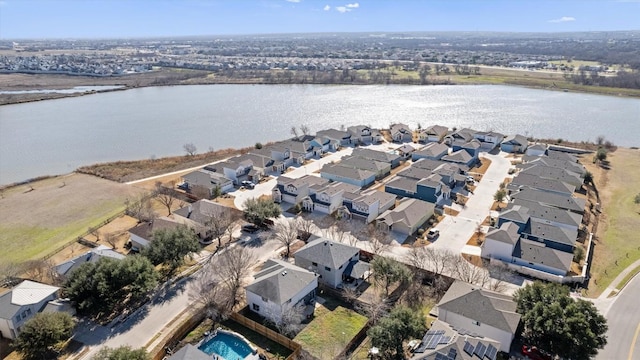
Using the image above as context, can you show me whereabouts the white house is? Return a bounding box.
[245,259,318,322]
[55,245,125,277]
[525,143,548,157]
[436,281,521,353]
[0,281,60,339]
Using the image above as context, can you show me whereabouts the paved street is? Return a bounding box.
[597,273,640,360]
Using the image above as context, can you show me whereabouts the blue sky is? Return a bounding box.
[1,0,639,39]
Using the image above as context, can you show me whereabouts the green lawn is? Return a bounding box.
[294,305,368,360]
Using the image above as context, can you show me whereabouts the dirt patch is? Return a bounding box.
[472,158,492,175]
[0,173,144,264]
[466,232,484,246]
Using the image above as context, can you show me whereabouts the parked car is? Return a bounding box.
[427,229,440,240]
[521,345,552,360]
[241,180,255,189]
[241,224,260,233]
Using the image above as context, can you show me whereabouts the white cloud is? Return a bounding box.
[336,6,350,12]
[346,2,359,7]
[323,4,331,10]
[285,0,301,2]
[548,16,576,23]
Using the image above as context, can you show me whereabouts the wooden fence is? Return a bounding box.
[230,312,302,360]
[150,310,207,360]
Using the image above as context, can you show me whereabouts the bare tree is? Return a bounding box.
[190,269,233,322]
[0,262,25,285]
[290,126,299,139]
[155,182,176,215]
[450,255,484,285]
[300,124,310,136]
[424,247,455,275]
[205,209,238,248]
[355,223,392,255]
[104,232,118,249]
[271,218,299,258]
[183,143,197,156]
[358,294,390,325]
[22,259,53,283]
[124,194,155,222]
[296,217,315,242]
[342,286,360,307]
[214,247,256,308]
[89,227,100,242]
[265,303,306,337]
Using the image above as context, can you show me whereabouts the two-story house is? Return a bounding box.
[390,123,413,143]
[294,238,368,288]
[301,181,360,214]
[411,142,450,162]
[376,198,435,235]
[320,163,376,188]
[347,125,382,144]
[417,124,449,143]
[0,281,60,339]
[272,175,330,205]
[181,169,234,198]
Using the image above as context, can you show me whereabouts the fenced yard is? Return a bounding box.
[294,296,368,360]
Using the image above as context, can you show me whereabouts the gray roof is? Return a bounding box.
[182,169,232,189]
[376,198,435,229]
[421,124,449,137]
[527,143,548,152]
[411,320,502,360]
[340,156,390,173]
[353,189,396,207]
[278,174,330,190]
[344,260,371,279]
[502,134,528,146]
[128,217,183,241]
[321,163,376,182]
[386,176,418,193]
[437,281,521,334]
[316,128,351,140]
[499,205,530,224]
[546,150,578,162]
[173,199,233,227]
[168,344,211,360]
[442,150,473,164]
[414,142,449,159]
[513,240,572,273]
[511,188,586,213]
[412,158,449,171]
[510,199,582,228]
[246,259,317,305]
[519,164,582,186]
[314,181,360,197]
[0,281,59,320]
[485,222,521,245]
[508,173,575,195]
[295,238,360,269]
[520,156,585,176]
[527,219,577,247]
[397,167,434,181]
[55,245,125,276]
[352,148,401,164]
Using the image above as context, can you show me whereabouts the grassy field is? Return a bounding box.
[294,304,368,360]
[0,173,144,264]
[582,148,640,297]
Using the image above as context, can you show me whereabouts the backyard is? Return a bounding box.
[294,297,368,360]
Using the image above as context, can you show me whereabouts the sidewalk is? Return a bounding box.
[598,258,640,300]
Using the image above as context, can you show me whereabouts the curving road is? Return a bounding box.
[597,273,640,360]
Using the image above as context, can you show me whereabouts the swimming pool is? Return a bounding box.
[198,330,254,360]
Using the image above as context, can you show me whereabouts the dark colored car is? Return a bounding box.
[241,224,260,233]
[522,345,552,360]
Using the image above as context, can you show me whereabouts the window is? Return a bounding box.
[252,304,260,311]
[325,266,331,271]
[261,296,268,302]
[339,265,343,269]
[312,262,317,266]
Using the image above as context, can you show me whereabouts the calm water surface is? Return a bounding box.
[0,84,638,184]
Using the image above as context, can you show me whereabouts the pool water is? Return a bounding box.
[198,331,253,359]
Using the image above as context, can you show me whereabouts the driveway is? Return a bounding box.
[430,152,512,255]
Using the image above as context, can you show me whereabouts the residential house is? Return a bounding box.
[396,166,434,181]
[510,188,586,214]
[411,320,502,360]
[500,134,529,153]
[453,139,481,160]
[0,281,60,339]
[301,181,360,214]
[320,163,376,188]
[473,131,505,150]
[236,153,275,180]
[434,281,521,353]
[546,150,578,162]
[525,143,548,156]
[172,199,241,240]
[339,155,391,179]
[510,199,582,232]
[412,142,449,161]
[316,128,353,148]
[481,222,522,263]
[272,175,330,205]
[390,123,413,142]
[55,245,125,278]
[343,190,396,223]
[128,217,184,251]
[351,148,403,168]
[417,124,449,143]
[385,175,450,204]
[376,198,435,235]
[347,125,382,144]
[166,344,211,360]
[246,259,318,322]
[205,156,253,185]
[442,149,476,167]
[519,156,585,176]
[294,238,368,288]
[518,164,584,189]
[181,169,234,197]
[507,173,576,196]
[444,128,476,147]
[396,144,416,159]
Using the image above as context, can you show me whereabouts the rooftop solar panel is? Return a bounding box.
[463,341,474,356]
[474,343,487,358]
[448,348,457,360]
[484,344,498,360]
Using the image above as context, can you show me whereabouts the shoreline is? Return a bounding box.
[2,71,640,106]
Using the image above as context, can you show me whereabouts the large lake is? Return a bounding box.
[1,84,639,185]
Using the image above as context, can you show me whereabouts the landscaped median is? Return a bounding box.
[294,302,368,360]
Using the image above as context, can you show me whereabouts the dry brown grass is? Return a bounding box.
[472,158,492,175]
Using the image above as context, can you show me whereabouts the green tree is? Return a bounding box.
[494,188,507,203]
[514,282,607,359]
[92,346,149,360]
[371,256,412,296]
[634,193,640,204]
[64,256,158,317]
[142,225,200,277]
[583,170,594,185]
[596,147,607,162]
[368,305,426,359]
[243,197,281,226]
[573,246,585,263]
[15,312,75,360]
